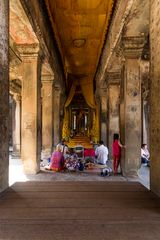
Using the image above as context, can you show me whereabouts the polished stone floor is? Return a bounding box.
[0,181,159,240]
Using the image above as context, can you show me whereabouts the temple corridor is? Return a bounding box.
[1,0,160,238]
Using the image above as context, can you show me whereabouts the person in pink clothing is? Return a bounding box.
[112,133,125,175]
[47,144,64,171]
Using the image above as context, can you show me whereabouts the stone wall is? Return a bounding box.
[0,0,9,192]
[150,0,160,196]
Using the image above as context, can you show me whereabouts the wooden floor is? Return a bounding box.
[0,181,160,240]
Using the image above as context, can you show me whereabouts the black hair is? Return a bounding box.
[113,133,119,142]
[141,143,147,148]
[99,140,104,145]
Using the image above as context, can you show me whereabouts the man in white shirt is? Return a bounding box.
[95,140,108,165]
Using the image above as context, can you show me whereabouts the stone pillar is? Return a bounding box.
[120,36,145,177]
[18,44,43,174]
[12,93,21,157]
[141,60,150,146]
[11,97,16,148]
[107,74,120,156]
[150,0,160,196]
[41,75,54,159]
[0,0,9,192]
[98,88,108,145]
[53,85,61,147]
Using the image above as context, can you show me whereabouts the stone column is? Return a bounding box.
[12,93,21,157]
[0,0,9,192]
[41,75,54,159]
[18,44,43,174]
[120,36,145,177]
[150,0,160,196]
[141,60,150,146]
[53,85,61,147]
[107,73,120,156]
[98,88,108,145]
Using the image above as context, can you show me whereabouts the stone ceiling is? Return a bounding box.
[44,0,114,90]
[9,0,54,80]
[10,0,38,44]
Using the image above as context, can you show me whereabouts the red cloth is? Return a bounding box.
[112,140,121,156]
[84,149,95,157]
[50,151,64,171]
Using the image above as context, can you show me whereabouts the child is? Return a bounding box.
[112,133,125,175]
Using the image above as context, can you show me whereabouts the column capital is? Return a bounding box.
[106,71,121,86]
[41,74,54,83]
[10,79,22,95]
[13,92,21,102]
[122,35,146,58]
[53,83,61,92]
[16,43,44,60]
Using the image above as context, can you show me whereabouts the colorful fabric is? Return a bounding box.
[112,140,121,156]
[84,149,95,157]
[64,154,79,171]
[50,151,64,171]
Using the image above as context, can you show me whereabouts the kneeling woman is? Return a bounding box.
[49,144,64,171]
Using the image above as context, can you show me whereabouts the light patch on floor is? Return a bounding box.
[9,156,29,186]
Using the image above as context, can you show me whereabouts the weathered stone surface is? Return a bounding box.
[141,60,150,146]
[0,0,9,192]
[120,58,141,176]
[150,0,160,196]
[19,44,42,174]
[41,75,54,159]
[12,94,21,157]
[95,0,134,85]
[99,88,108,145]
[108,83,120,156]
[53,86,62,146]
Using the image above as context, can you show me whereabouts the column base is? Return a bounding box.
[11,151,20,159]
[122,170,139,178]
[41,148,52,161]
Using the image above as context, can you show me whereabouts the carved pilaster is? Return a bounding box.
[41,74,54,160]
[106,72,120,157]
[53,85,61,146]
[12,93,21,157]
[122,36,146,59]
[106,71,121,86]
[98,87,108,145]
[120,36,146,176]
[19,44,43,174]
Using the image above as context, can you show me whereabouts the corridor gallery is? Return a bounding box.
[0,0,160,196]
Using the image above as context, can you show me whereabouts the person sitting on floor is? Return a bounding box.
[95,140,108,165]
[58,139,70,160]
[141,144,150,166]
[46,144,64,171]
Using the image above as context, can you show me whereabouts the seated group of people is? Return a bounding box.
[45,138,150,174]
[45,139,110,173]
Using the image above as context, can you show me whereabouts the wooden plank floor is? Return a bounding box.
[0,181,160,240]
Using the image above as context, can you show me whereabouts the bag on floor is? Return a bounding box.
[101,167,112,177]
